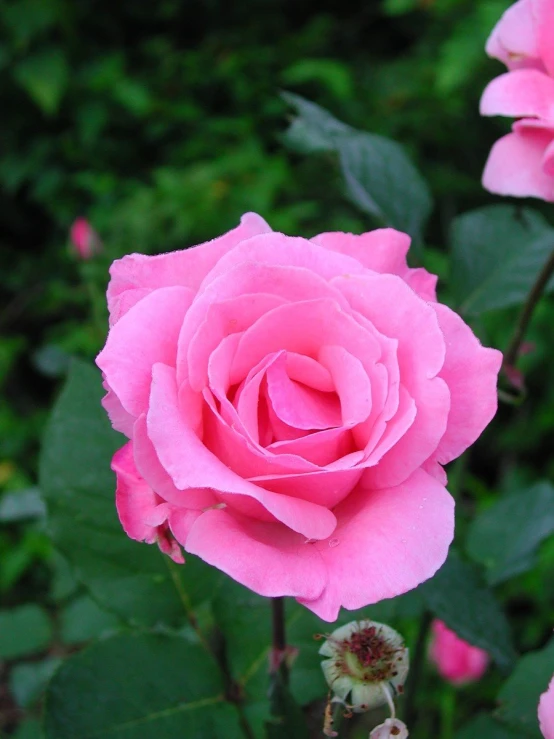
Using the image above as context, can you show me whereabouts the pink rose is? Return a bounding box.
[70,217,102,260]
[96,214,501,621]
[481,0,554,200]
[428,619,489,685]
[540,676,554,738]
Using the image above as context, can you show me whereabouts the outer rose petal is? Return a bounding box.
[480,69,554,119]
[97,286,193,420]
[106,212,271,322]
[432,304,502,465]
[534,0,554,76]
[102,381,135,437]
[112,442,184,563]
[298,468,454,621]
[429,620,489,685]
[482,128,554,200]
[184,509,327,600]
[486,0,540,70]
[539,676,554,739]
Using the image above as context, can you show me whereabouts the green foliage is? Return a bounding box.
[420,551,516,669]
[449,205,554,315]
[0,604,52,659]
[283,93,433,246]
[44,633,245,739]
[496,639,554,738]
[39,359,221,627]
[467,482,554,585]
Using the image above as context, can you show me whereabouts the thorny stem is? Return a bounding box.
[402,610,432,729]
[503,247,554,370]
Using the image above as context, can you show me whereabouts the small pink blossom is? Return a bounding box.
[70,217,102,260]
[429,620,489,685]
[539,676,554,738]
[96,214,501,621]
[481,0,554,200]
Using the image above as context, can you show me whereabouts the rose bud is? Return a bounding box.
[428,619,489,685]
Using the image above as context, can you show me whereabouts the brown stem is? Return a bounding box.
[503,248,554,370]
[270,596,289,683]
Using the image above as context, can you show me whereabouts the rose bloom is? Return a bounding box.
[540,676,554,739]
[481,0,554,200]
[96,214,501,621]
[428,620,489,685]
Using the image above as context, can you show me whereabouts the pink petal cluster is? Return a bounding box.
[540,676,554,738]
[70,217,101,260]
[428,620,489,685]
[96,214,501,621]
[481,0,554,200]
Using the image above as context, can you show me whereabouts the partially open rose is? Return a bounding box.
[481,0,554,200]
[96,214,501,621]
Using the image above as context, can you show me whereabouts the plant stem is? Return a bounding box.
[440,686,456,739]
[402,610,432,730]
[503,248,554,369]
[271,596,288,683]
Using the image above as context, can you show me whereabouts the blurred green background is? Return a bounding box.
[2,0,554,736]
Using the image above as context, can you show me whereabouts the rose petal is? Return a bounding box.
[184,509,327,600]
[311,228,410,274]
[534,0,554,76]
[147,362,337,540]
[486,0,540,70]
[102,381,135,437]
[112,441,184,563]
[266,356,342,430]
[298,468,454,621]
[483,128,554,200]
[96,286,193,419]
[133,415,217,509]
[480,69,554,119]
[432,304,502,464]
[318,345,372,427]
[107,212,271,321]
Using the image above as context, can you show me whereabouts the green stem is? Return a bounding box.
[270,596,288,683]
[402,610,432,729]
[440,686,456,739]
[503,247,554,370]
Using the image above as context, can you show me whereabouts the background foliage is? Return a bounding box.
[1,0,554,737]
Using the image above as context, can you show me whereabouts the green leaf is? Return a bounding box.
[420,550,516,669]
[449,205,554,316]
[338,132,432,245]
[467,482,554,585]
[0,604,52,659]
[456,713,520,739]
[0,487,45,522]
[281,92,352,154]
[12,719,43,739]
[10,657,62,708]
[13,48,68,115]
[282,93,432,244]
[60,595,120,645]
[44,633,245,739]
[266,671,310,739]
[496,638,554,738]
[40,359,221,628]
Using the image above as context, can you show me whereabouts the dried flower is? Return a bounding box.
[319,620,409,712]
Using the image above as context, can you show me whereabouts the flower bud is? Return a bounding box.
[370,718,409,738]
[319,620,409,713]
[428,620,488,686]
[69,217,102,260]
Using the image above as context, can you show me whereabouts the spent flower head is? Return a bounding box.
[319,620,409,713]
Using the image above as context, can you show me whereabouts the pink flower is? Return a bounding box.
[96,214,501,621]
[70,217,101,260]
[481,0,554,200]
[429,620,489,685]
[539,676,554,738]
